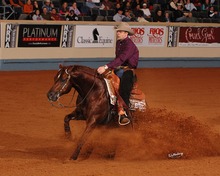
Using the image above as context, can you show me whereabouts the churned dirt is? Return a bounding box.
[0,68,220,176]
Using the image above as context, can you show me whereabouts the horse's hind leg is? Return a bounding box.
[70,119,96,160]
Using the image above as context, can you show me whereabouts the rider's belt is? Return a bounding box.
[117,66,128,69]
[116,66,134,72]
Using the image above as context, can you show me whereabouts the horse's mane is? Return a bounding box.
[74,65,95,73]
[73,65,101,78]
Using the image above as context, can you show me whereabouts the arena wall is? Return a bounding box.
[0,20,220,70]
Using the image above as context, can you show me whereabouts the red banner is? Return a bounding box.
[179,27,220,47]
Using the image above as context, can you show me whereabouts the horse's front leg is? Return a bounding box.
[70,118,96,160]
[64,113,75,137]
[64,108,84,137]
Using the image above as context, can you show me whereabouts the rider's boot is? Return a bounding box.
[118,108,130,126]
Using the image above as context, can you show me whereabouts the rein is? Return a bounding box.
[50,89,77,108]
[50,67,98,109]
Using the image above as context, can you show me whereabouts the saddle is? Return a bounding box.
[104,70,147,112]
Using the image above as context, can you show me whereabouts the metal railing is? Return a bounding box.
[0,6,15,20]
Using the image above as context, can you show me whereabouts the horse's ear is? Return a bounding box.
[59,64,63,69]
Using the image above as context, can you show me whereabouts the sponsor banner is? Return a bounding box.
[167,26,178,47]
[75,25,114,47]
[5,24,18,48]
[18,24,62,47]
[146,26,166,47]
[130,26,145,46]
[130,26,166,47]
[179,27,220,47]
[61,25,74,48]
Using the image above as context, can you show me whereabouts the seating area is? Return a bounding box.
[1,0,220,23]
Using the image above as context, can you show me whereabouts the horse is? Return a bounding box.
[47,64,132,160]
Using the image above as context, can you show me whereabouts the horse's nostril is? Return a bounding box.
[47,91,59,102]
[47,92,54,100]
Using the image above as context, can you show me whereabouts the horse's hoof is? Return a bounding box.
[70,156,78,160]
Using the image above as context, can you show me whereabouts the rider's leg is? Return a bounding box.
[119,70,134,107]
[118,70,134,125]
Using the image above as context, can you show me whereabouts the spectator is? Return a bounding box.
[164,11,172,22]
[33,0,40,13]
[100,0,114,10]
[59,2,69,16]
[23,0,33,14]
[86,0,100,9]
[186,11,199,22]
[66,9,79,21]
[192,0,202,11]
[42,0,54,13]
[122,9,136,22]
[2,0,7,5]
[142,0,150,8]
[41,6,52,20]
[133,4,141,17]
[113,8,125,22]
[115,3,122,13]
[202,0,211,11]
[185,0,197,11]
[173,3,188,22]
[122,0,133,10]
[153,9,166,22]
[69,2,81,16]
[169,0,179,11]
[32,9,43,20]
[9,0,24,19]
[18,0,33,20]
[132,0,141,9]
[210,0,216,5]
[9,0,23,7]
[141,3,151,19]
[51,8,64,20]
[123,1,132,11]
[208,6,219,18]
[156,0,167,11]
[179,0,186,7]
[136,9,149,22]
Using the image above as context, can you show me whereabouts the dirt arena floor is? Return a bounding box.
[1,67,220,176]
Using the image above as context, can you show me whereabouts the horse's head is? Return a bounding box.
[47,65,73,102]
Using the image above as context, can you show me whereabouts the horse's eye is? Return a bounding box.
[61,73,69,81]
[60,77,67,82]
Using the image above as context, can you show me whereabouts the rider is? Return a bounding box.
[97,22,139,125]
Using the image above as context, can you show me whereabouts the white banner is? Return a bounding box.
[130,26,145,46]
[75,25,115,48]
[5,24,18,48]
[61,25,74,48]
[130,26,166,47]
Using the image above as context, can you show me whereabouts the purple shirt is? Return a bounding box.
[107,37,139,69]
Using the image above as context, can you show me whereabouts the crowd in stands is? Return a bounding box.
[0,0,220,23]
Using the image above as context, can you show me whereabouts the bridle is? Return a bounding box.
[57,69,71,99]
[50,67,98,109]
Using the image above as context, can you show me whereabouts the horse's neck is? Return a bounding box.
[71,71,97,97]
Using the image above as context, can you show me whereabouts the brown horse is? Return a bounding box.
[47,64,130,160]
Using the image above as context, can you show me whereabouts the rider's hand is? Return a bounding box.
[97,65,108,74]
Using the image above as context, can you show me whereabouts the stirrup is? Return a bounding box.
[118,112,130,126]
